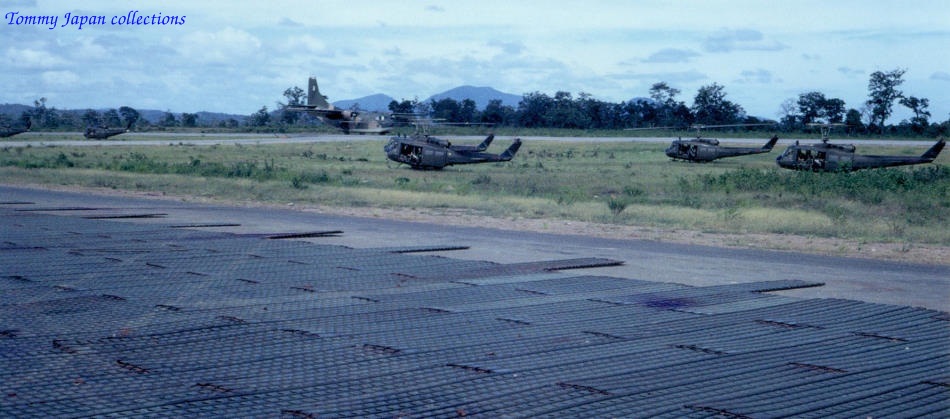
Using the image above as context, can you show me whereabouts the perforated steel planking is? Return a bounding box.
[1,207,946,418]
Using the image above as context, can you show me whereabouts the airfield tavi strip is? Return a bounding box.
[1,208,946,417]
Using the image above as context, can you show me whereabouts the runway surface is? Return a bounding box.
[1,185,948,417]
[2,186,947,311]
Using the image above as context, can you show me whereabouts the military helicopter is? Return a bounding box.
[0,118,31,138]
[84,120,132,139]
[663,124,778,162]
[384,130,522,170]
[287,77,393,135]
[775,123,946,172]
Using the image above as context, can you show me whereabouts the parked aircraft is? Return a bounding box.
[84,121,132,139]
[384,133,521,169]
[661,124,777,162]
[0,119,31,138]
[776,124,945,171]
[287,77,392,135]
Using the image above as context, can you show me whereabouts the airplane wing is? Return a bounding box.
[286,105,355,121]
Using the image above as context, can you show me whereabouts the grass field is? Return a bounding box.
[2,136,948,250]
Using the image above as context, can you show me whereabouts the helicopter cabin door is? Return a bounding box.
[399,143,423,165]
[424,147,448,168]
[824,151,852,171]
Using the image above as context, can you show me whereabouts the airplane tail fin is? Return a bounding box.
[500,138,522,161]
[476,133,494,151]
[763,135,779,151]
[921,138,945,161]
[307,77,331,109]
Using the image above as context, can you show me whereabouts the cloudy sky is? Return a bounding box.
[3,0,948,123]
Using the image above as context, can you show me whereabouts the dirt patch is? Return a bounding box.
[15,183,949,266]
[302,205,948,266]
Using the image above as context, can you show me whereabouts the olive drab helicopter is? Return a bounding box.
[287,77,393,135]
[384,124,522,169]
[775,123,946,172]
[84,120,133,139]
[0,118,31,138]
[662,124,778,162]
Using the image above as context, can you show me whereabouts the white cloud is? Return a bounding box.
[703,29,786,53]
[837,67,864,78]
[1,1,947,118]
[487,40,525,55]
[178,27,261,64]
[4,47,68,69]
[735,69,776,84]
[931,71,950,82]
[72,37,109,60]
[642,48,700,64]
[611,71,708,84]
[281,35,330,55]
[40,70,80,87]
[278,17,302,27]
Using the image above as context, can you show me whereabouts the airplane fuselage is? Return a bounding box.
[84,127,128,139]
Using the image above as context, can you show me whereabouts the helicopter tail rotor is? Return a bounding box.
[921,137,946,161]
[475,133,494,152]
[500,138,522,161]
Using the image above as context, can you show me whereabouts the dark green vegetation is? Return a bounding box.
[379,69,942,137]
[4,68,945,139]
[2,139,947,247]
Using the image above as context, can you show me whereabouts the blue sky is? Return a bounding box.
[3,0,948,123]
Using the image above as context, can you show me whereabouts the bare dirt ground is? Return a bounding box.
[305,205,949,266]
[18,182,947,266]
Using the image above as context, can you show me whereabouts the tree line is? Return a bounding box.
[276,67,943,137]
[1,97,238,131]
[397,69,941,136]
[6,67,942,137]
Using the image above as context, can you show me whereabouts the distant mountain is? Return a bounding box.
[331,86,523,113]
[427,86,521,109]
[195,111,247,124]
[135,110,246,124]
[0,103,35,118]
[0,104,246,125]
[332,94,395,113]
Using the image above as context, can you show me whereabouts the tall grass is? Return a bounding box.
[1,139,947,245]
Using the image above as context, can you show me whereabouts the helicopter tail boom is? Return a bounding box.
[921,138,946,161]
[762,135,779,151]
[447,134,495,153]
